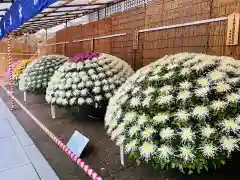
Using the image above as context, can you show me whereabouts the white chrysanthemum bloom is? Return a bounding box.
[200,144,217,158]
[46,53,134,107]
[81,89,88,96]
[157,145,174,161]
[130,97,141,107]
[183,57,200,67]
[228,77,240,85]
[153,113,169,124]
[93,86,101,94]
[149,75,160,81]
[138,114,149,126]
[142,127,156,139]
[215,82,231,93]
[210,70,225,81]
[197,78,209,87]
[119,95,129,104]
[159,85,173,95]
[180,68,191,76]
[70,98,77,105]
[108,119,118,130]
[179,146,195,162]
[143,87,155,95]
[123,112,137,123]
[159,127,175,140]
[129,125,140,137]
[194,87,210,98]
[220,119,240,133]
[180,128,195,143]
[192,106,209,119]
[125,140,138,153]
[86,98,93,104]
[111,123,126,140]
[211,100,228,111]
[179,81,192,90]
[95,95,103,102]
[175,110,190,121]
[132,87,141,94]
[162,71,174,79]
[139,142,157,161]
[78,98,85,105]
[137,75,146,82]
[220,137,239,153]
[220,65,235,72]
[116,135,125,146]
[236,115,240,124]
[157,95,174,105]
[167,64,178,70]
[201,125,215,138]
[142,96,152,107]
[62,98,68,106]
[177,91,191,102]
[226,93,240,103]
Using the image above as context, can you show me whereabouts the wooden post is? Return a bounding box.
[90,37,94,52]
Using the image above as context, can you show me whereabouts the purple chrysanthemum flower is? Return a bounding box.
[69,52,101,62]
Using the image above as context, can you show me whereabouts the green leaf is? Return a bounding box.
[220,160,225,165]
[188,164,193,169]
[204,165,208,172]
[212,161,217,169]
[161,162,165,170]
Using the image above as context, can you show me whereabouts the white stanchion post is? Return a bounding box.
[24,91,27,102]
[120,144,125,166]
[51,104,56,119]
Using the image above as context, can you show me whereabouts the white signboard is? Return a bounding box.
[67,131,89,157]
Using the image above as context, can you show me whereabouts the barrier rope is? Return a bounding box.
[0,85,103,180]
[7,35,15,110]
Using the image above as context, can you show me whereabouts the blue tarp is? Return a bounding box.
[0,0,59,40]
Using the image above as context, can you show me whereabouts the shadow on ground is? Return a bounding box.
[0,87,240,180]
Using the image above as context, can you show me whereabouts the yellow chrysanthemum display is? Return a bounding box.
[13,59,33,83]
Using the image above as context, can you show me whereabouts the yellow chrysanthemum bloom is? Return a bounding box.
[13,59,32,81]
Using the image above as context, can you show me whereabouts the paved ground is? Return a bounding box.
[0,86,240,180]
[0,98,59,180]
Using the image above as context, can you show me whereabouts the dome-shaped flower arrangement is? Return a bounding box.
[45,52,134,108]
[23,55,68,93]
[13,59,33,85]
[105,52,240,174]
[19,59,38,91]
[4,60,20,82]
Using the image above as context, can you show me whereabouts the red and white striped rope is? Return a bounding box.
[0,85,103,180]
[7,35,15,110]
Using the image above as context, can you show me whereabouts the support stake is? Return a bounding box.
[51,104,56,119]
[120,144,125,166]
[24,91,27,102]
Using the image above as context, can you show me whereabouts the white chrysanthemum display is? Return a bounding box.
[45,52,133,107]
[105,53,240,173]
[22,55,68,93]
[19,59,38,91]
